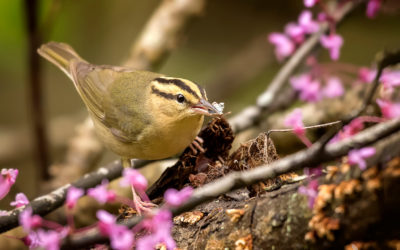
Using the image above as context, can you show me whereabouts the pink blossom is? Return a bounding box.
[359,67,376,83]
[96,210,134,250]
[348,147,376,170]
[298,180,319,208]
[37,229,61,250]
[317,12,328,22]
[376,99,400,119]
[268,32,295,61]
[290,74,321,102]
[136,210,175,250]
[97,210,117,236]
[322,77,344,98]
[285,23,305,44]
[66,186,84,210]
[10,193,29,208]
[0,168,18,200]
[19,207,42,233]
[320,33,343,60]
[381,70,400,92]
[0,210,8,216]
[300,79,321,102]
[298,10,319,34]
[366,0,381,18]
[87,179,116,204]
[120,168,148,191]
[164,187,193,207]
[22,232,40,248]
[110,226,134,250]
[333,118,365,142]
[284,108,305,136]
[304,0,318,7]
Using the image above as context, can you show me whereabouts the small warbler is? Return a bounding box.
[38,42,220,213]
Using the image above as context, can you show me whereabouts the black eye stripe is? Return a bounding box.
[151,86,195,105]
[154,77,204,99]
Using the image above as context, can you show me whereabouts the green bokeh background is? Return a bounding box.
[0,0,399,197]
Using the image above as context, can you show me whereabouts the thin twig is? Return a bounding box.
[62,118,400,248]
[266,120,342,137]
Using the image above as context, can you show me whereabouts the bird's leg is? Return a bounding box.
[121,157,157,215]
[190,136,205,154]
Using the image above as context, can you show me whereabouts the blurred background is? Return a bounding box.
[0,0,399,203]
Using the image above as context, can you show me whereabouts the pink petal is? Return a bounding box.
[366,0,381,18]
[10,193,29,208]
[322,77,344,98]
[298,10,319,34]
[120,168,148,191]
[66,186,84,209]
[376,99,400,119]
[304,0,318,7]
[268,32,295,61]
[284,108,305,136]
[0,168,19,200]
[285,23,305,44]
[164,187,193,207]
[88,179,116,204]
[299,79,321,102]
[359,67,376,83]
[320,34,343,61]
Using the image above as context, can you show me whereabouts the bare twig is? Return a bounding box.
[62,118,400,248]
[24,0,50,180]
[123,0,206,70]
[229,2,355,133]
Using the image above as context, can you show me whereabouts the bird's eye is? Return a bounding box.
[177,94,185,103]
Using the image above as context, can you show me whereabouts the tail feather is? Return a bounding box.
[37,42,86,79]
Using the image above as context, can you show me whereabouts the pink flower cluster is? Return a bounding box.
[290,73,344,102]
[0,168,18,200]
[268,10,320,61]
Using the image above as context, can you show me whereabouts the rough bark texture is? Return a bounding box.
[171,155,400,250]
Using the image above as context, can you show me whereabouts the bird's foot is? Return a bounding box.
[132,188,157,216]
[190,136,205,155]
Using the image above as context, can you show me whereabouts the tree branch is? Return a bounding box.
[123,0,206,70]
[62,118,400,248]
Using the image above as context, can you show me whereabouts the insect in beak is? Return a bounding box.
[191,98,221,116]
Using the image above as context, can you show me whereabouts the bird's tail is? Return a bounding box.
[37,42,87,80]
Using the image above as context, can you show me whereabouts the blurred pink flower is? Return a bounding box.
[0,210,8,216]
[284,108,305,136]
[320,33,343,60]
[19,207,42,233]
[87,179,116,204]
[10,193,29,208]
[348,147,376,170]
[298,10,319,34]
[120,168,148,192]
[304,0,318,7]
[66,186,84,210]
[376,99,400,119]
[290,74,321,102]
[268,32,295,61]
[381,70,400,92]
[164,187,193,207]
[37,229,61,250]
[298,180,319,208]
[21,232,40,248]
[136,210,175,250]
[97,210,134,250]
[322,77,344,98]
[366,0,381,18]
[285,23,305,44]
[359,67,376,83]
[0,168,18,200]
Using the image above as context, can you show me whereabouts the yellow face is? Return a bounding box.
[149,77,217,120]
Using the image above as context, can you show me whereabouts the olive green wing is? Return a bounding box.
[71,63,160,143]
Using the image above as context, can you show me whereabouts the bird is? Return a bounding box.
[38,42,220,213]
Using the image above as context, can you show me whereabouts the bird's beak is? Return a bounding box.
[191,98,221,116]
